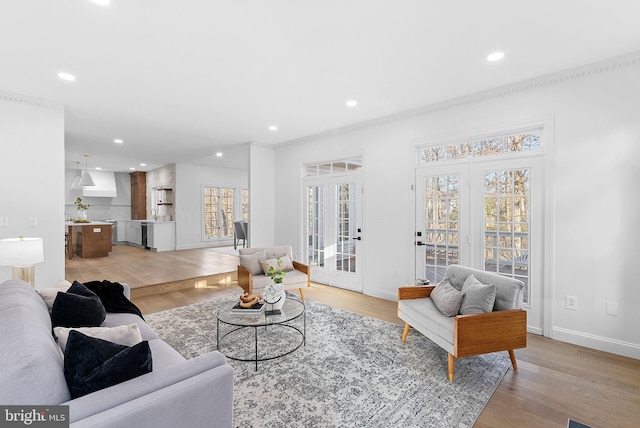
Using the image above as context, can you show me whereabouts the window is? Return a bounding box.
[304,157,363,176]
[417,130,541,164]
[203,186,235,239]
[241,188,248,223]
[306,185,325,267]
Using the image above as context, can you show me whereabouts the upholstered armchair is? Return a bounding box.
[237,246,310,301]
[398,264,527,382]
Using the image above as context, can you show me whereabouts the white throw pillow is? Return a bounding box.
[37,280,72,311]
[54,324,143,354]
[259,256,295,275]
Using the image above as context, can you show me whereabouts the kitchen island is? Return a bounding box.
[66,221,113,259]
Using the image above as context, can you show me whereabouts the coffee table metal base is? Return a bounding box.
[217,322,305,371]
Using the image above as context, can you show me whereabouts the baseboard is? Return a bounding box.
[527,326,543,335]
[552,327,640,360]
[176,241,234,251]
[364,288,397,302]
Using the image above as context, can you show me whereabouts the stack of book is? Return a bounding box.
[230,301,265,315]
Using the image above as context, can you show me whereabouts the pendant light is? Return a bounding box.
[78,154,96,187]
[70,161,82,189]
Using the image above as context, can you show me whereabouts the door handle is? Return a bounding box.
[416,241,425,246]
[352,237,362,241]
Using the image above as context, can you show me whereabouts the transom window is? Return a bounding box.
[417,130,541,164]
[304,157,363,176]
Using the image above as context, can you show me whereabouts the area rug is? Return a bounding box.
[145,297,510,427]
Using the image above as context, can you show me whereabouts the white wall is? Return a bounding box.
[266,55,640,358]
[175,163,247,249]
[248,143,275,248]
[0,94,65,289]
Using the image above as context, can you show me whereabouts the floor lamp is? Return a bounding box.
[0,237,44,287]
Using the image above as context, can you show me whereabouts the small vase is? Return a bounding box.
[264,283,286,312]
[77,210,87,221]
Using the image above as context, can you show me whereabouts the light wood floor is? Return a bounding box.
[67,247,640,428]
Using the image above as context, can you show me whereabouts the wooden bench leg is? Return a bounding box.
[401,323,411,342]
[298,288,306,303]
[508,349,518,371]
[448,353,455,382]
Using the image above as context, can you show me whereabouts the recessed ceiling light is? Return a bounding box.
[129,167,136,171]
[268,126,278,131]
[216,152,223,157]
[57,72,76,81]
[114,139,123,144]
[346,100,358,108]
[487,51,504,62]
[91,0,111,6]
[95,167,102,170]
[139,163,146,167]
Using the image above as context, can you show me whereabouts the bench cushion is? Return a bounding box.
[398,298,454,352]
[250,270,309,294]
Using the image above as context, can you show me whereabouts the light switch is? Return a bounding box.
[28,217,37,227]
[0,217,7,227]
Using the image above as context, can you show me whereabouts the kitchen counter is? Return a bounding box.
[66,222,113,259]
[66,221,114,226]
[125,219,176,223]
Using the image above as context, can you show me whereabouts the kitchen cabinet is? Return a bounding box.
[68,223,112,258]
[130,171,146,220]
[125,221,142,246]
[116,220,126,242]
[146,222,176,252]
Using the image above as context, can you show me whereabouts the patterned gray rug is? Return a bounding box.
[145,297,510,427]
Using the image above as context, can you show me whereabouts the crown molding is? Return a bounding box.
[0,91,63,110]
[278,50,640,147]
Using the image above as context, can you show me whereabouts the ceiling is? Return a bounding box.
[2,1,640,172]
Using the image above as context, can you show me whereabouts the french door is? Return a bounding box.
[415,157,544,333]
[303,174,363,291]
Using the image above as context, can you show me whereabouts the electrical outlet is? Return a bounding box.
[566,295,578,310]
[0,216,7,227]
[606,302,618,316]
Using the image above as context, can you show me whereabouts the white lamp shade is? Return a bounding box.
[71,175,82,189]
[0,237,44,267]
[79,172,96,186]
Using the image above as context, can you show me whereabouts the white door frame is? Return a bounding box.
[302,173,363,292]
[415,156,545,334]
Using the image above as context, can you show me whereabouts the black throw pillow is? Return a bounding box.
[51,281,106,328]
[64,330,152,399]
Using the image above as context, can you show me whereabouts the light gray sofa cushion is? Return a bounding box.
[459,274,496,314]
[446,264,524,310]
[66,352,230,425]
[398,298,454,353]
[0,280,71,404]
[265,246,294,259]
[493,281,522,311]
[250,270,309,294]
[430,280,463,317]
[239,249,267,275]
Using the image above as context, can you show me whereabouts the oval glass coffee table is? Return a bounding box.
[216,294,306,370]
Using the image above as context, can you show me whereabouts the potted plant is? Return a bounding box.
[264,258,287,312]
[74,197,90,222]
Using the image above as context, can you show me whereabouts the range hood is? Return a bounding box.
[82,171,117,197]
